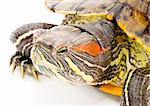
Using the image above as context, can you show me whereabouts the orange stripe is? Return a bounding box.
[73,41,103,56]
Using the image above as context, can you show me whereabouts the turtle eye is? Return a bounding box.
[57,47,68,54]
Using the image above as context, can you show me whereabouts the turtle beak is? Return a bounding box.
[30,43,64,77]
[30,43,86,84]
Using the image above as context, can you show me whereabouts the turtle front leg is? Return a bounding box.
[10,23,56,80]
[10,51,39,79]
[121,67,150,106]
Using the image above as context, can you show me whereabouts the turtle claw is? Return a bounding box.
[10,52,22,73]
[10,51,39,80]
[31,68,39,80]
[20,60,39,80]
[20,59,28,78]
[20,66,26,78]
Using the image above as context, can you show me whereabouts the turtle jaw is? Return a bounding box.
[30,42,109,85]
[30,43,87,84]
[30,43,64,76]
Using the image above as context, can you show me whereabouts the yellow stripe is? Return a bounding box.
[124,70,135,106]
[30,46,70,83]
[127,34,150,53]
[64,57,94,83]
[14,29,44,46]
[73,54,108,71]
[55,10,108,17]
[147,85,150,90]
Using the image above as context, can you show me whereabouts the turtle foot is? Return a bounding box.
[10,51,39,80]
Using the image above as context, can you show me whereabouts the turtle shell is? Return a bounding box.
[45,0,150,20]
[45,0,150,48]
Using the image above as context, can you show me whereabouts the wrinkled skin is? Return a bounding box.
[30,22,115,85]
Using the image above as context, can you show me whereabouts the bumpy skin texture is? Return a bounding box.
[121,67,150,106]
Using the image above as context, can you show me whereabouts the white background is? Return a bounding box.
[0,0,120,106]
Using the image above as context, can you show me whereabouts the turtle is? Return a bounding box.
[9,0,150,106]
[44,0,150,105]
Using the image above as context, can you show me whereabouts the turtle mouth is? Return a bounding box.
[30,43,86,84]
[30,43,64,77]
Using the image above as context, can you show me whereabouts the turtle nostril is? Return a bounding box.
[36,42,54,51]
[49,45,54,51]
[43,44,54,51]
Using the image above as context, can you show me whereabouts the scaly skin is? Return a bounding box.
[10,0,150,105]
[10,22,150,106]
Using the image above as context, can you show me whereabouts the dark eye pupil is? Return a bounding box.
[57,47,68,54]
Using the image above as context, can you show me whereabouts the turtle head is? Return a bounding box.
[30,25,111,85]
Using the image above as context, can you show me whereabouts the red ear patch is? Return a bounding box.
[73,41,103,56]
